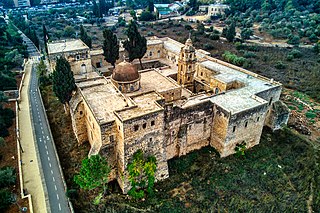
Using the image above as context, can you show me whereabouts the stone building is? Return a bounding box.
[47,39,92,75]
[68,36,289,193]
[199,3,230,17]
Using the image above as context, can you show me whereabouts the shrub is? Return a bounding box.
[66,189,78,199]
[243,51,257,58]
[209,33,220,40]
[286,54,294,61]
[289,49,302,58]
[203,43,214,50]
[147,31,154,36]
[275,61,286,69]
[305,111,317,119]
[0,189,14,211]
[184,24,192,30]
[222,51,247,66]
[0,167,16,188]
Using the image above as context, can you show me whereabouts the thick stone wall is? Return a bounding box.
[121,111,169,193]
[210,105,229,154]
[164,101,213,159]
[222,103,268,157]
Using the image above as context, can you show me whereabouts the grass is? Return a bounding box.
[100,128,320,212]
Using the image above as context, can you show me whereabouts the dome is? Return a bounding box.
[112,61,139,82]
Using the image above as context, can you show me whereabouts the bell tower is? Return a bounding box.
[177,38,196,91]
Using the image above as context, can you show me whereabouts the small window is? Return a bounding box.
[269,97,273,106]
[79,111,83,115]
[233,126,236,133]
[92,123,94,129]
[149,51,152,56]
[172,131,175,135]
[119,86,122,91]
[150,138,152,142]
[118,126,120,130]
[200,72,203,76]
[134,125,139,131]
[187,76,191,81]
[245,121,248,128]
[257,117,260,122]
[151,120,155,126]
[76,55,80,60]
[143,123,147,129]
[110,135,114,142]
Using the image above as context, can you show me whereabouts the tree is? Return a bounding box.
[102,28,119,68]
[0,189,13,211]
[123,20,147,69]
[52,57,76,112]
[241,28,253,40]
[130,10,137,20]
[92,0,100,17]
[63,26,76,37]
[287,34,300,45]
[139,11,155,21]
[80,25,92,48]
[5,49,23,67]
[74,154,111,193]
[127,150,157,199]
[147,0,154,12]
[43,24,49,54]
[0,167,16,188]
[223,21,236,42]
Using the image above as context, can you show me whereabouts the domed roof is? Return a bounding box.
[112,61,139,82]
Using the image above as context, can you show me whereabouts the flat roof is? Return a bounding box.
[48,39,89,55]
[128,69,181,96]
[116,92,164,121]
[77,78,133,124]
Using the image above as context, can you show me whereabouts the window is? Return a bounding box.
[233,126,236,132]
[143,123,147,129]
[257,117,260,122]
[118,126,120,130]
[134,125,139,131]
[187,76,190,81]
[149,51,152,56]
[172,131,175,135]
[200,72,203,76]
[96,62,101,68]
[269,97,273,106]
[119,86,122,91]
[130,85,134,91]
[76,55,80,60]
[245,121,248,128]
[151,120,155,126]
[110,135,114,142]
[150,138,152,142]
[79,111,83,115]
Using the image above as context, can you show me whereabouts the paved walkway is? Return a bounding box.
[19,60,47,213]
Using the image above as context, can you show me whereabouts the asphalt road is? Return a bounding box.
[22,35,71,213]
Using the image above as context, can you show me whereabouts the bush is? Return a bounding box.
[0,167,16,188]
[147,31,154,36]
[286,54,294,61]
[184,24,192,30]
[203,43,214,50]
[222,51,247,66]
[289,49,302,58]
[243,51,257,58]
[0,189,14,211]
[209,33,220,40]
[305,111,317,119]
[66,189,78,199]
[275,61,286,69]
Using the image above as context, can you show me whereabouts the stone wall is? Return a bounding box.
[221,102,268,157]
[164,100,213,159]
[120,111,169,193]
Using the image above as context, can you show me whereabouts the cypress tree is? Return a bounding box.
[52,57,76,112]
[80,25,92,48]
[123,20,147,69]
[102,28,119,67]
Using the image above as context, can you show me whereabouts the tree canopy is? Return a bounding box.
[102,28,119,67]
[52,57,76,107]
[74,154,111,193]
[123,20,147,69]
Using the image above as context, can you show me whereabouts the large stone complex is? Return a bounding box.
[52,37,289,193]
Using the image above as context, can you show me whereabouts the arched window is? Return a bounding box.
[130,85,134,91]
[119,85,122,91]
[215,88,219,94]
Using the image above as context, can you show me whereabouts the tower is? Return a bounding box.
[177,38,196,91]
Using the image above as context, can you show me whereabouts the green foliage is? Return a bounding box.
[93,192,103,205]
[234,142,246,158]
[289,49,302,58]
[305,111,317,119]
[287,34,300,45]
[139,11,156,21]
[243,51,257,58]
[130,10,137,20]
[240,28,253,40]
[123,20,147,69]
[117,17,126,27]
[0,167,16,188]
[80,25,92,48]
[127,150,157,199]
[4,49,23,67]
[0,97,14,137]
[102,28,119,67]
[74,154,110,192]
[52,57,76,105]
[314,41,320,54]
[63,26,75,37]
[0,137,5,147]
[222,21,236,42]
[65,189,78,199]
[222,51,247,66]
[275,60,287,69]
[184,24,192,30]
[37,59,47,77]
[0,189,14,211]
[209,33,220,40]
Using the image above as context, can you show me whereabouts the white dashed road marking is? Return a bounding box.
[49,163,51,167]
[52,176,55,182]
[54,185,57,190]
[57,194,59,200]
[58,203,61,211]
[48,156,50,161]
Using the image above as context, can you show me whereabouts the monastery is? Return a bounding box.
[47,37,289,193]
